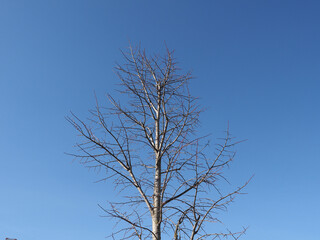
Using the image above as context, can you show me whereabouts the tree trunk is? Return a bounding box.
[153,85,162,240]
[152,152,161,240]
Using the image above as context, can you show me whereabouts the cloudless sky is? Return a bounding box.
[1,0,319,239]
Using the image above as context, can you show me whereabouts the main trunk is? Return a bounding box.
[153,83,162,240]
[152,151,161,240]
[152,165,161,239]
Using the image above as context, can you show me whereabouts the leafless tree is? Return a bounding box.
[67,45,249,240]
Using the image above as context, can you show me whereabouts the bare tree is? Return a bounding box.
[67,45,249,240]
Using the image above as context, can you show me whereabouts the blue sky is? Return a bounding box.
[1,0,319,239]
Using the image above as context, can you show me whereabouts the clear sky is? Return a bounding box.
[1,0,319,239]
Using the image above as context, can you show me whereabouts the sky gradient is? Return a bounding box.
[1,1,320,239]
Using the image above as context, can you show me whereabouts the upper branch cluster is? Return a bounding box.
[68,46,248,240]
